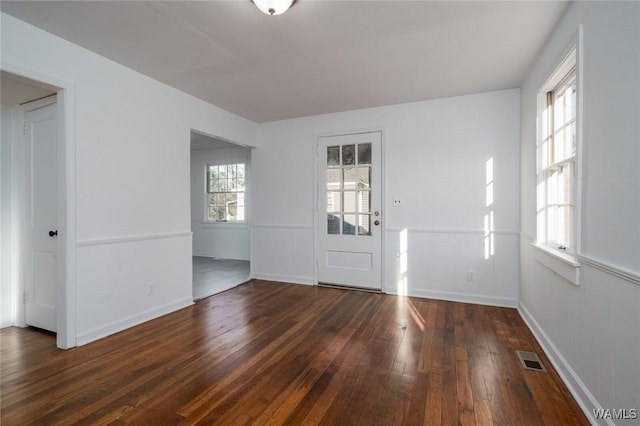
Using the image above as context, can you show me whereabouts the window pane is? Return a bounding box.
[327,146,340,166]
[344,191,356,213]
[557,205,572,247]
[343,167,357,190]
[358,214,371,236]
[326,169,340,191]
[357,167,370,189]
[237,164,245,178]
[342,145,355,166]
[326,191,341,213]
[343,214,356,235]
[359,190,371,213]
[327,214,340,235]
[215,206,226,221]
[225,192,237,205]
[554,128,565,163]
[358,143,371,165]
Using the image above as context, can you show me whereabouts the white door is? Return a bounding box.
[23,102,58,332]
[317,132,382,290]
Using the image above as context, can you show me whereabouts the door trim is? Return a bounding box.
[313,128,386,290]
[3,62,77,349]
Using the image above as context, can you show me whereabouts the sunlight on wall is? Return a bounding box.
[396,228,408,295]
[484,158,495,260]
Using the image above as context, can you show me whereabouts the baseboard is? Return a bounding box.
[386,287,518,308]
[192,252,250,261]
[518,302,608,426]
[249,272,314,286]
[76,298,194,346]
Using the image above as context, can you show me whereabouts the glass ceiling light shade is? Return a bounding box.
[252,0,296,16]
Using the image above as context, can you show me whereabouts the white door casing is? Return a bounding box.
[23,102,58,332]
[317,131,382,290]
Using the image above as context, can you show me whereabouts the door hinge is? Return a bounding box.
[20,122,27,136]
[23,291,28,303]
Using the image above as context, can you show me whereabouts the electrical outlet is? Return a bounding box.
[393,198,403,207]
[467,271,476,282]
[146,284,154,296]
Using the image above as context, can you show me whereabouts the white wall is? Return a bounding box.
[1,104,14,327]
[191,146,250,260]
[252,89,521,306]
[1,13,259,345]
[519,1,640,423]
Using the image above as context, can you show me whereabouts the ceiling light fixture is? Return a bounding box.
[252,0,296,16]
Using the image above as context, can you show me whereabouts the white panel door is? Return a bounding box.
[317,132,382,290]
[24,103,57,332]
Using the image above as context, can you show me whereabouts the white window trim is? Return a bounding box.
[205,161,248,224]
[534,28,583,285]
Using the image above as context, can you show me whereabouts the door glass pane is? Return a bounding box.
[358,214,371,236]
[324,141,375,237]
[343,191,356,213]
[327,191,341,213]
[343,214,356,235]
[342,145,355,166]
[327,214,340,235]
[357,167,370,189]
[326,169,340,191]
[343,167,357,190]
[358,190,371,213]
[327,146,340,166]
[358,143,371,165]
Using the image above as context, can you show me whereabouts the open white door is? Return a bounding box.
[23,101,57,332]
[317,132,382,290]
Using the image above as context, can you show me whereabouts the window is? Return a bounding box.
[207,163,245,222]
[537,48,577,256]
[326,143,372,236]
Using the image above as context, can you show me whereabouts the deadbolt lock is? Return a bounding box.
[374,220,380,226]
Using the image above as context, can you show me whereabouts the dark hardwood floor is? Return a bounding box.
[1,280,588,425]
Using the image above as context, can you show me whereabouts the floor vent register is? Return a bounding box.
[516,350,547,372]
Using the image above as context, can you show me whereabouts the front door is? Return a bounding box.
[23,101,58,332]
[317,132,382,290]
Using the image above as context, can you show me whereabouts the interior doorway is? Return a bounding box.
[190,131,251,300]
[1,69,76,348]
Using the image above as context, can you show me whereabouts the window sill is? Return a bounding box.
[532,243,581,286]
[199,221,248,230]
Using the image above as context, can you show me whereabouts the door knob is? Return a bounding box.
[49,230,58,237]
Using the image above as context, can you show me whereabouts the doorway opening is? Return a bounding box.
[1,69,76,348]
[190,131,251,300]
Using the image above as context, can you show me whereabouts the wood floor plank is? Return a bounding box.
[1,280,589,425]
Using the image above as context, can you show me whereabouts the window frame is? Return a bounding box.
[541,66,577,255]
[205,162,247,223]
[534,41,582,281]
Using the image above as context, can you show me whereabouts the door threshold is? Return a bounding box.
[318,282,383,294]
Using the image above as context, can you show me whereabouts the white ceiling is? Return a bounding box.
[1,1,569,123]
